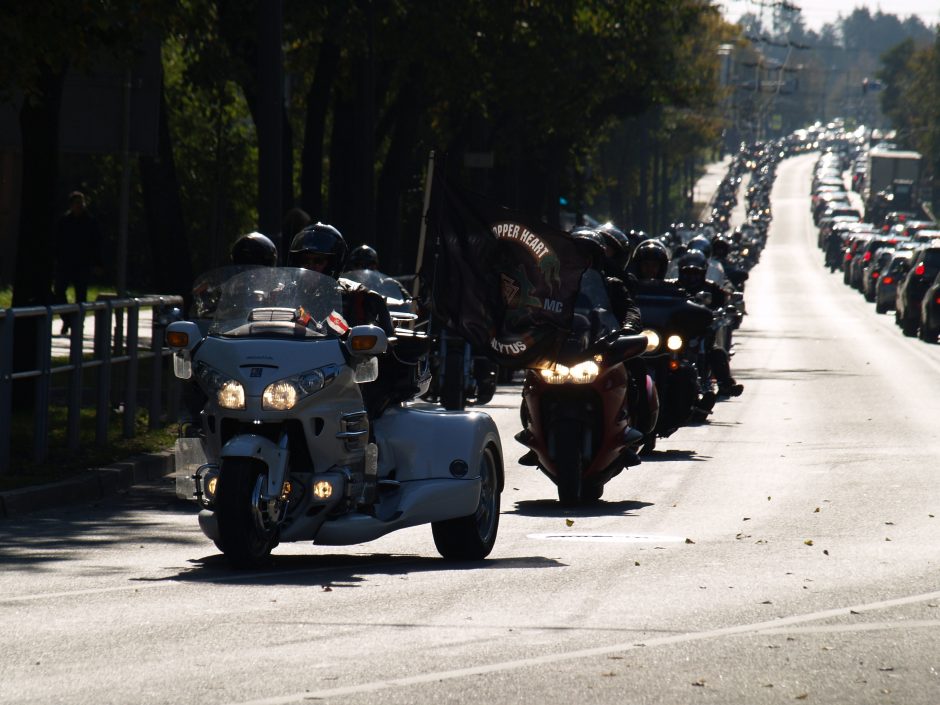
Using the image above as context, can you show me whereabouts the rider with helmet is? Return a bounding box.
[288,223,394,335]
[230,231,278,267]
[345,244,380,271]
[673,251,743,398]
[571,225,641,335]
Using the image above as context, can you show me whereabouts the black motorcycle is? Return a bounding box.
[636,285,715,453]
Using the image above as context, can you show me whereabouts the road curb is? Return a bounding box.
[0,450,176,520]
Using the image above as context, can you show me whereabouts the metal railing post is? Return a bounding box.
[33,308,53,463]
[123,302,139,438]
[0,310,13,474]
[95,302,113,447]
[66,303,86,450]
[149,301,165,430]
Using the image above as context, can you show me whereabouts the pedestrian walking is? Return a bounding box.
[54,191,101,335]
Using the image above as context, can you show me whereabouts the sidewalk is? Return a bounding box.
[693,155,733,221]
[0,450,176,519]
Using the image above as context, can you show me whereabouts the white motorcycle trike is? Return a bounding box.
[167,267,503,568]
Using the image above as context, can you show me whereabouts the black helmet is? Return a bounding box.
[711,235,731,259]
[346,244,379,270]
[569,226,607,262]
[633,239,670,281]
[596,222,635,270]
[687,234,712,259]
[288,222,347,277]
[677,250,708,289]
[231,232,278,266]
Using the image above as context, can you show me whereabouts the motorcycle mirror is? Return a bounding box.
[346,325,388,356]
[166,321,202,352]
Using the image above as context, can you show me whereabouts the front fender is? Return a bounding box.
[220,434,289,497]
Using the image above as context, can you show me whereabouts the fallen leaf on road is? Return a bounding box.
[685,538,695,544]
[634,561,641,566]
[691,679,706,687]
[885,521,894,525]
[804,539,814,546]
[768,496,772,501]
[565,519,574,527]
[878,667,894,672]
[602,672,617,677]
[850,610,861,615]
[763,684,774,688]
[795,694,808,700]
[743,517,751,521]
[814,507,820,513]
[322,585,333,592]
[928,604,938,608]
[823,550,829,555]
[885,537,892,542]
[761,600,773,604]
[822,646,833,651]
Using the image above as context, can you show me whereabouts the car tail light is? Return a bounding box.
[882,276,894,285]
[915,264,926,276]
[863,252,872,262]
[872,271,879,279]
[844,253,852,261]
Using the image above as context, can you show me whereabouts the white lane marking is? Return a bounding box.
[527,533,686,543]
[232,589,940,705]
[758,619,940,635]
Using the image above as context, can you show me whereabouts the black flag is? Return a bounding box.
[425,171,590,369]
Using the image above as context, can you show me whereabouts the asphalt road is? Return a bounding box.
[2,153,940,705]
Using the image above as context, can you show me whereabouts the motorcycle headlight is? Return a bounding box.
[569,360,599,383]
[218,380,246,410]
[666,335,684,352]
[540,365,570,384]
[642,329,661,353]
[263,381,299,410]
[263,365,339,410]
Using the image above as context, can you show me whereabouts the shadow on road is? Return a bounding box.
[509,498,653,518]
[139,552,566,587]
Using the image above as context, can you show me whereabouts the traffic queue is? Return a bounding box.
[813,130,940,341]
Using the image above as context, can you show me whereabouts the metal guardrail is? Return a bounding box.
[0,295,184,474]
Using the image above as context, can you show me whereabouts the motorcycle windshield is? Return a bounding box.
[208,267,344,338]
[190,265,267,320]
[342,269,412,307]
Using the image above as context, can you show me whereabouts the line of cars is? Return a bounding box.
[813,148,940,341]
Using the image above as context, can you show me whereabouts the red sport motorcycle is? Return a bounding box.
[515,279,655,505]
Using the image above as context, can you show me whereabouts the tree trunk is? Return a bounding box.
[300,40,340,221]
[12,64,66,409]
[139,79,193,307]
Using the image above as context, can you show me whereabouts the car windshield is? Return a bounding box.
[208,267,343,338]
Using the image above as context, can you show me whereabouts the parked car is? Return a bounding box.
[896,245,940,336]
[875,250,912,313]
[853,238,901,294]
[862,248,895,302]
[918,273,940,342]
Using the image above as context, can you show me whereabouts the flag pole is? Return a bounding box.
[412,150,436,298]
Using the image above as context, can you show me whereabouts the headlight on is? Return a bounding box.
[217,380,246,409]
[263,381,299,410]
[666,334,683,351]
[642,329,661,353]
[540,365,569,384]
[569,360,599,383]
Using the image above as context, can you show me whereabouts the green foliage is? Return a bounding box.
[162,34,259,272]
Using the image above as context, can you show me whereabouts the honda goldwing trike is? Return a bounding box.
[167,267,503,568]
[515,272,652,505]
